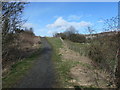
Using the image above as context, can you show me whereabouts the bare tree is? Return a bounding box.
[2,2,27,64]
[86,26,96,42]
[103,15,120,89]
[87,26,95,35]
[64,26,78,36]
[2,2,26,37]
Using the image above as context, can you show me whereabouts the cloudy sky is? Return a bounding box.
[22,2,118,36]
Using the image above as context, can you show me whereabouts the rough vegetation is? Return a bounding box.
[47,37,117,88]
[61,31,119,87]
[2,49,41,88]
[53,17,120,88]
[2,2,41,77]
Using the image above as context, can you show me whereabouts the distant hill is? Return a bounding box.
[85,31,119,39]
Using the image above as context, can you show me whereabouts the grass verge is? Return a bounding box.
[2,45,42,88]
[47,37,79,87]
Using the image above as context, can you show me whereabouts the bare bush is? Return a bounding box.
[2,3,41,75]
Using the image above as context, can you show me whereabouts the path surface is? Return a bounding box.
[14,38,57,88]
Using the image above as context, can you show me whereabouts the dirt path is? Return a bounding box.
[59,42,115,88]
[14,37,57,88]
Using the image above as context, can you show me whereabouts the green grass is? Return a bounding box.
[65,40,90,56]
[47,37,80,87]
[57,60,79,86]
[2,46,42,88]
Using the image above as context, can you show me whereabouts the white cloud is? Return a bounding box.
[67,15,82,21]
[97,20,104,23]
[47,17,68,28]
[46,17,92,34]
[48,30,53,34]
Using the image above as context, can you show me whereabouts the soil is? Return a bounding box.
[59,42,116,88]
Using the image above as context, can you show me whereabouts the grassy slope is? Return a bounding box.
[47,37,79,87]
[47,38,112,89]
[65,40,89,56]
[2,45,42,88]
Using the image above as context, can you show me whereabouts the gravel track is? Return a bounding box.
[14,37,57,88]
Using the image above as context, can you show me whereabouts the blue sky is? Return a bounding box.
[22,2,118,36]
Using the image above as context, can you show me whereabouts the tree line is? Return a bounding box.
[54,26,86,43]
